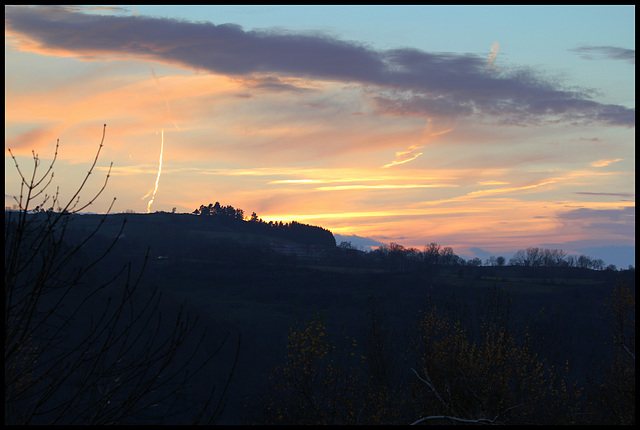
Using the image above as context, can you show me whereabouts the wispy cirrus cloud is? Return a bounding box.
[381,144,424,168]
[570,45,635,65]
[315,183,457,191]
[590,158,623,167]
[4,5,634,127]
[382,126,453,168]
[477,181,510,185]
[464,178,558,198]
[575,192,634,198]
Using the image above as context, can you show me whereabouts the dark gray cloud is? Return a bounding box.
[570,45,635,64]
[558,206,634,221]
[66,6,130,14]
[558,206,634,222]
[5,5,635,127]
[241,76,315,93]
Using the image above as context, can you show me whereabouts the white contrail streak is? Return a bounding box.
[146,128,164,213]
[382,127,453,168]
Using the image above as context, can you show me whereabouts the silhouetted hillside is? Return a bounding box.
[193,201,336,248]
[6,209,635,424]
[52,209,335,263]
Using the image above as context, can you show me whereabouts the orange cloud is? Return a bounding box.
[260,206,484,223]
[5,70,247,160]
[315,184,457,191]
[465,179,558,198]
[381,144,423,168]
[590,158,623,167]
[476,180,510,185]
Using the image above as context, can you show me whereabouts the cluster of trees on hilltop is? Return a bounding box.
[332,241,473,272]
[193,202,246,220]
[193,201,336,248]
[335,241,630,273]
[509,247,619,271]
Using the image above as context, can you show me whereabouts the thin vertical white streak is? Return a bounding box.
[132,6,175,211]
[147,129,164,213]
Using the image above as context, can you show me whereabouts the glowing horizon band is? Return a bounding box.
[315,184,458,191]
[259,206,483,222]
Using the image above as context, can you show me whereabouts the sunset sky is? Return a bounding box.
[5,5,635,266]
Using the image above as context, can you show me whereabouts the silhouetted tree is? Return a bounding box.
[257,312,363,424]
[467,257,482,267]
[542,248,566,267]
[578,254,593,269]
[408,282,582,425]
[440,246,457,265]
[5,126,239,425]
[423,243,441,265]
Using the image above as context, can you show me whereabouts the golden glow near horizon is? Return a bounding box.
[4,6,635,265]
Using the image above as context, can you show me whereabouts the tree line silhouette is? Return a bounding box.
[332,241,629,274]
[192,201,336,248]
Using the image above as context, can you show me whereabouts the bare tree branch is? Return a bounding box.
[5,125,238,424]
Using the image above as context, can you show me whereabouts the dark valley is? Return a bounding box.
[5,206,635,425]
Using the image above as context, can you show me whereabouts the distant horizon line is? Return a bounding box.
[7,207,634,269]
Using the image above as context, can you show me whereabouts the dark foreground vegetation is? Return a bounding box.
[5,128,635,424]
